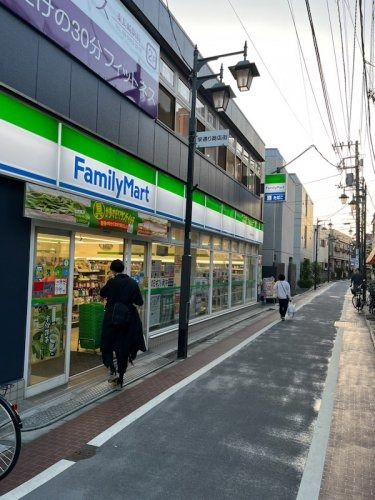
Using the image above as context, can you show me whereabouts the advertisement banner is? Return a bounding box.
[1,0,160,118]
[264,173,287,202]
[25,184,169,238]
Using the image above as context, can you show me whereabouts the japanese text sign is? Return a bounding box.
[196,129,229,148]
[264,173,287,202]
[1,0,160,118]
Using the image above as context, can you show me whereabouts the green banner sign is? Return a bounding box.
[25,184,168,238]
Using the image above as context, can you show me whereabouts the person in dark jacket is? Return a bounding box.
[100,259,146,389]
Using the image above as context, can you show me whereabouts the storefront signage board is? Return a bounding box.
[264,173,287,202]
[196,129,229,148]
[0,0,159,118]
[24,184,169,239]
[2,91,264,244]
[60,146,156,213]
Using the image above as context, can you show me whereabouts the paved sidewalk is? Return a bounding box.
[319,291,375,499]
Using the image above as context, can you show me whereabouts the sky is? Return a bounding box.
[164,0,375,236]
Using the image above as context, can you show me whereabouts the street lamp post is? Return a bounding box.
[177,44,259,359]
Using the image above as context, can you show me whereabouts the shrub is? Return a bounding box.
[298,259,313,288]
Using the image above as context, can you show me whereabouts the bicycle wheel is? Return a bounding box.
[352,294,360,311]
[0,396,21,481]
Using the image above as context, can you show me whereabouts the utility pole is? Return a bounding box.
[354,140,361,274]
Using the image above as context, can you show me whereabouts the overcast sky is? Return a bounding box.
[165,0,375,234]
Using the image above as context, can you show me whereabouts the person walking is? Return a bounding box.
[100,259,146,389]
[273,273,291,321]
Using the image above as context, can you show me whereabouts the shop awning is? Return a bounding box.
[366,247,375,265]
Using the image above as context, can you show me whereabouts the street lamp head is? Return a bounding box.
[228,60,260,92]
[339,192,349,204]
[206,82,236,112]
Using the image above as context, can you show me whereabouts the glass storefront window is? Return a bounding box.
[222,238,230,251]
[29,232,71,387]
[232,241,239,253]
[213,237,222,250]
[130,242,148,328]
[245,255,257,303]
[231,253,245,306]
[150,244,183,331]
[191,230,200,246]
[175,101,189,138]
[171,227,184,243]
[201,234,211,247]
[190,248,210,319]
[212,251,229,312]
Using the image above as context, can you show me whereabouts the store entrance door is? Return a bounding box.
[70,233,124,377]
[27,230,72,395]
[129,242,149,339]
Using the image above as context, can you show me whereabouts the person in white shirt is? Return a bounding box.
[273,274,291,321]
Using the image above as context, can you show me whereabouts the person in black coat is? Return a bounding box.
[100,259,146,389]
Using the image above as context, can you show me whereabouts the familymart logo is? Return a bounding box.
[74,156,151,202]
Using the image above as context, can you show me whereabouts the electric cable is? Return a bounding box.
[305,0,342,159]
[287,0,334,148]
[226,0,312,138]
[326,0,349,140]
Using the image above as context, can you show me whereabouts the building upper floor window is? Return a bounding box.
[207,109,216,128]
[160,59,174,87]
[196,98,205,119]
[158,85,175,130]
[178,78,190,103]
[175,102,189,138]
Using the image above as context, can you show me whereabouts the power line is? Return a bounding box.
[348,0,358,140]
[326,0,349,140]
[305,0,341,156]
[226,0,312,138]
[286,0,335,147]
[164,0,192,69]
[337,0,351,138]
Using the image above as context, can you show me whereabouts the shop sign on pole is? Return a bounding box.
[196,129,229,148]
[0,0,160,118]
[264,173,287,202]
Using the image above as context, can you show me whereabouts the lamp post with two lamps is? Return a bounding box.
[177,43,260,359]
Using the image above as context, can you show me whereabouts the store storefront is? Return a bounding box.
[1,90,263,396]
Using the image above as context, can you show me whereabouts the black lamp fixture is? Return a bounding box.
[205,65,236,112]
[229,42,260,92]
[339,191,349,204]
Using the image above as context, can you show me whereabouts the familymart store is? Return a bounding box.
[0,91,263,397]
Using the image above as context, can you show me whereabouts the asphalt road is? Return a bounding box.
[23,282,348,500]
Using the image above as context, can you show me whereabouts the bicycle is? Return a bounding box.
[351,283,366,312]
[0,384,22,481]
[367,282,375,315]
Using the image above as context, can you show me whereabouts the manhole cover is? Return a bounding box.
[66,444,97,462]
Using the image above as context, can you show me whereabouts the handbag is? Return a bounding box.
[112,302,131,326]
[287,301,296,317]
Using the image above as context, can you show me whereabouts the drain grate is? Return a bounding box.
[22,353,172,431]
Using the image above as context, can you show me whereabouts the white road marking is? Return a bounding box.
[1,460,74,499]
[296,293,346,500]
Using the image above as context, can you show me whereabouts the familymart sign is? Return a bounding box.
[0,91,263,244]
[264,173,287,202]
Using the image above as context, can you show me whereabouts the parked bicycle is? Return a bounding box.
[351,281,366,312]
[0,385,22,481]
[367,282,375,315]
